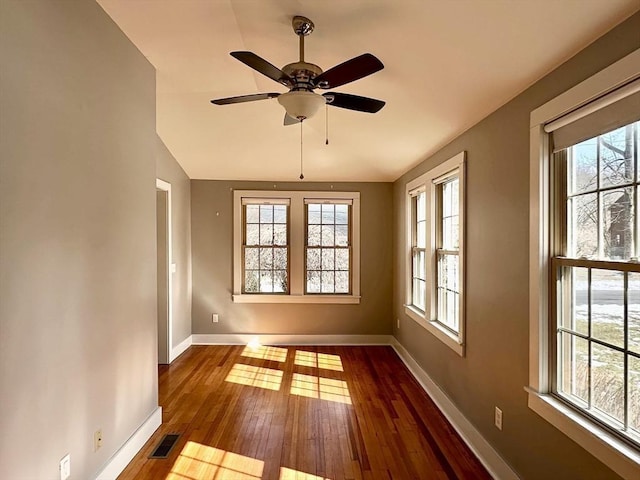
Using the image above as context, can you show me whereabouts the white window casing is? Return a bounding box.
[529,49,640,479]
[405,151,466,356]
[233,190,360,304]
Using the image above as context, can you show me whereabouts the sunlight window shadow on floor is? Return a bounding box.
[225,364,283,391]
[166,441,263,480]
[294,350,344,372]
[279,467,331,479]
[290,373,352,404]
[241,345,289,363]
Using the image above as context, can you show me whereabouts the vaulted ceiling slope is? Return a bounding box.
[97,0,639,182]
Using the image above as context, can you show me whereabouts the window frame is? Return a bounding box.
[529,49,640,479]
[233,190,360,304]
[405,152,466,356]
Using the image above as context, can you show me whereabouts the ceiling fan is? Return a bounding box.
[211,15,385,124]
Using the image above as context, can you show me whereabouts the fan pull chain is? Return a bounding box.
[325,104,329,145]
[299,120,304,180]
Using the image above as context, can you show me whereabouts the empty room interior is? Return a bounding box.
[2,1,640,479]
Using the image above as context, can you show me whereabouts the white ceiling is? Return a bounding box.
[97,0,639,182]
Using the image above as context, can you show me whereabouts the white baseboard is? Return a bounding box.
[390,338,519,480]
[94,406,162,480]
[191,333,393,345]
[170,335,192,362]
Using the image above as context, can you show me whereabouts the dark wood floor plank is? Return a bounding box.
[117,345,492,480]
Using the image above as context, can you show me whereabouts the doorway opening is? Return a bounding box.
[156,179,172,365]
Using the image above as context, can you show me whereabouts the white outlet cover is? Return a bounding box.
[60,453,70,480]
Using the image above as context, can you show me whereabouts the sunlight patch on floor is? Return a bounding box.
[279,466,332,479]
[242,345,289,363]
[294,351,344,372]
[225,363,283,391]
[290,373,352,404]
[166,441,263,480]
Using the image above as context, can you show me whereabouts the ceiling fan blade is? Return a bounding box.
[230,51,293,86]
[312,53,383,89]
[323,92,385,113]
[210,93,280,105]
[283,113,300,126]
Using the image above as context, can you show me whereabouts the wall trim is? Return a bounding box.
[191,333,393,345]
[170,335,192,362]
[391,338,519,480]
[94,406,162,480]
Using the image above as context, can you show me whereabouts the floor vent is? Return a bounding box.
[149,434,180,459]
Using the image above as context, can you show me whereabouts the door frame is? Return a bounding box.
[156,178,173,364]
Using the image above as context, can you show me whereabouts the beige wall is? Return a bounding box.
[392,12,640,480]
[157,138,192,350]
[0,1,158,478]
[191,180,393,336]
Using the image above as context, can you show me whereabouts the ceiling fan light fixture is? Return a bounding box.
[277,91,325,120]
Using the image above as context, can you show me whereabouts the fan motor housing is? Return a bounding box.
[283,62,323,90]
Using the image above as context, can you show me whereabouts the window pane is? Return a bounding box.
[413,278,425,312]
[629,272,640,354]
[273,248,287,270]
[260,224,273,246]
[244,247,259,270]
[335,204,348,224]
[308,225,321,246]
[321,271,335,293]
[437,253,459,331]
[416,192,426,222]
[245,270,259,293]
[569,193,597,258]
[416,219,426,248]
[273,270,287,293]
[246,205,259,223]
[630,355,640,434]
[321,204,334,224]
[569,138,598,195]
[307,271,320,293]
[259,205,273,223]
[602,187,633,260]
[273,224,287,246]
[306,248,320,270]
[335,271,349,293]
[260,271,273,292]
[321,225,335,246]
[566,267,589,335]
[321,248,335,270]
[558,332,589,405]
[335,225,348,246]
[591,343,624,423]
[308,204,321,224]
[259,247,273,270]
[335,249,349,271]
[591,269,624,348]
[600,125,635,189]
[273,205,287,223]
[246,224,259,246]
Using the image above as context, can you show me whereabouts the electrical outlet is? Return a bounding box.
[494,407,503,430]
[212,313,219,323]
[94,429,103,451]
[60,454,70,480]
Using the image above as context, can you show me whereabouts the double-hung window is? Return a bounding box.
[529,50,640,478]
[233,190,360,304]
[406,152,465,355]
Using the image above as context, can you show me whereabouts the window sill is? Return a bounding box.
[232,294,361,304]
[404,305,464,356]
[526,389,640,479]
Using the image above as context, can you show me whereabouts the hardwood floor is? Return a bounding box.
[118,345,491,480]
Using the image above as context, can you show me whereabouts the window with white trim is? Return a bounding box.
[529,50,640,478]
[406,152,465,356]
[233,190,360,304]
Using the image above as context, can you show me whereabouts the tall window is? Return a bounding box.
[406,152,465,355]
[410,191,427,311]
[529,54,640,478]
[305,201,351,294]
[233,190,360,304]
[242,201,289,293]
[553,121,640,447]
